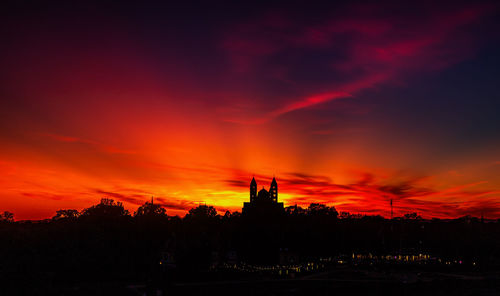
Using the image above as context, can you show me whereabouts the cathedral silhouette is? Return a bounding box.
[242,177,284,215]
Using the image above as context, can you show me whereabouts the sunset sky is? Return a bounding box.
[1,1,500,220]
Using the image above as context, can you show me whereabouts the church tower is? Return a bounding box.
[250,177,257,202]
[242,176,284,216]
[270,177,278,203]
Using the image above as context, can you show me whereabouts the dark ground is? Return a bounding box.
[10,266,499,296]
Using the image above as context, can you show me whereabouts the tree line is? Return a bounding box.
[1,197,500,294]
[2,198,430,223]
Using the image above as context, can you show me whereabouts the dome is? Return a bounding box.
[257,188,270,201]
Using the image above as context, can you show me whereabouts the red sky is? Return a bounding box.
[1,1,500,220]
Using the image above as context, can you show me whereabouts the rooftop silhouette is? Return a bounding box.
[243,177,284,216]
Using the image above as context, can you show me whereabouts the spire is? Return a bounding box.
[250,176,257,202]
[270,176,278,202]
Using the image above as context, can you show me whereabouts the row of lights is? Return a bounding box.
[206,253,478,272]
[215,262,324,275]
[349,253,476,266]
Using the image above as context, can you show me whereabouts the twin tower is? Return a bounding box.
[243,177,284,215]
[250,176,278,203]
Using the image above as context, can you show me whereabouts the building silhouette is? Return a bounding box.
[243,177,284,215]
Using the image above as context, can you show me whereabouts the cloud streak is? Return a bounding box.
[221,3,495,123]
[42,133,136,155]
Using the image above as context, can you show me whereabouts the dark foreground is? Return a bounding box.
[2,201,500,295]
[5,266,500,295]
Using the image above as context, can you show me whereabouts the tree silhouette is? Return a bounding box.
[81,198,130,218]
[285,204,307,215]
[404,212,422,220]
[308,203,338,218]
[0,211,14,222]
[134,201,167,217]
[52,209,79,220]
[340,211,354,219]
[185,204,218,220]
[223,210,232,219]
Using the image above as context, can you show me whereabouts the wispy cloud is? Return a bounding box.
[221,4,495,124]
[42,133,136,155]
[21,192,67,201]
